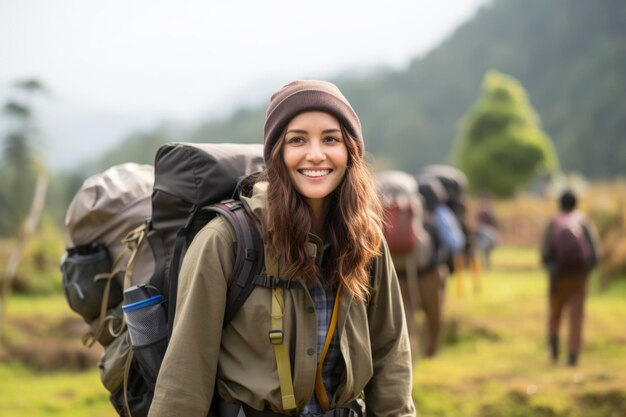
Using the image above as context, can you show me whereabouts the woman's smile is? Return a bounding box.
[299,168,333,178]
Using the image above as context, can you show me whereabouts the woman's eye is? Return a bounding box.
[323,136,340,143]
[286,136,304,144]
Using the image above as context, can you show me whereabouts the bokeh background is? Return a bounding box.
[0,0,625,416]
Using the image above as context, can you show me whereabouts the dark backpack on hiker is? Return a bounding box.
[417,167,470,274]
[62,143,266,417]
[418,165,469,226]
[550,213,592,273]
[418,165,468,206]
[416,175,465,255]
[416,178,447,272]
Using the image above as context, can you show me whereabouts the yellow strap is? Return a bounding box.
[271,287,296,411]
[314,285,343,411]
[83,270,125,347]
[454,254,464,298]
[470,254,482,294]
[121,223,148,290]
[266,248,296,412]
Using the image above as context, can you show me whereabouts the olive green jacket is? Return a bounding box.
[148,182,415,417]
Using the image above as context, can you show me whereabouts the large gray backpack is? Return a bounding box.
[62,163,155,410]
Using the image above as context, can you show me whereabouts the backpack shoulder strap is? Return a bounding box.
[165,206,200,337]
[206,199,265,327]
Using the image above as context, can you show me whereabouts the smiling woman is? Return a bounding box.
[148,80,416,417]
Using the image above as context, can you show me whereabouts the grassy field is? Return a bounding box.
[0,294,111,416]
[413,246,626,417]
[1,246,625,416]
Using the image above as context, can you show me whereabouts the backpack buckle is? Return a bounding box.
[245,248,257,261]
[268,329,284,345]
[264,275,283,288]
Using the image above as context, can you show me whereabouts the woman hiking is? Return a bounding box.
[148,80,415,417]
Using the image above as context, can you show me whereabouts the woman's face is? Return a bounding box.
[282,111,348,210]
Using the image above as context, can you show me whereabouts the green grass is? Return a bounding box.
[1,245,625,416]
[1,295,112,416]
[412,246,626,417]
[0,363,112,417]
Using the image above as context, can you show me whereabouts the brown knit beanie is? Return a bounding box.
[263,80,363,162]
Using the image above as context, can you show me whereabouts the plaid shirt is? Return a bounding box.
[301,279,344,416]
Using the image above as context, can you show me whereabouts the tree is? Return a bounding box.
[0,78,49,342]
[0,79,46,234]
[452,70,559,198]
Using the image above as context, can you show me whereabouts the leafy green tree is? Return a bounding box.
[0,79,49,341]
[452,70,558,197]
[0,79,45,235]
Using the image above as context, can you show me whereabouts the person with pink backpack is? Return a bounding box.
[540,189,600,367]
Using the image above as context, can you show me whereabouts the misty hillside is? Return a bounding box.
[94,0,626,179]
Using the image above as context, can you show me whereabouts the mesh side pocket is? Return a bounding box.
[124,301,167,347]
[61,244,122,322]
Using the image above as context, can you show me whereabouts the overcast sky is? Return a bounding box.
[1,0,489,117]
[0,0,488,168]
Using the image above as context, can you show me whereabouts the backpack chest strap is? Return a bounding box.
[253,274,304,289]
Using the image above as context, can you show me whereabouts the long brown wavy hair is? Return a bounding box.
[263,124,383,300]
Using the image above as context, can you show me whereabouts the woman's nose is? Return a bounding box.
[306,141,326,162]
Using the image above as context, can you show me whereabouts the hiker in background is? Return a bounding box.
[375,170,425,355]
[415,178,450,358]
[474,191,499,270]
[541,189,600,367]
[149,80,415,417]
[418,166,479,296]
[418,166,469,271]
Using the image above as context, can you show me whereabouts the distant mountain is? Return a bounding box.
[91,0,626,179]
[344,0,626,178]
